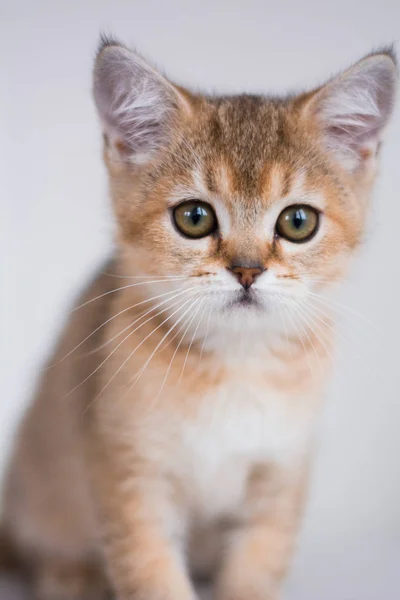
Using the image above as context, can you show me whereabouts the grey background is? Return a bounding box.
[1,1,400,598]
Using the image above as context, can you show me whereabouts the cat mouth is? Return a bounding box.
[229,290,261,309]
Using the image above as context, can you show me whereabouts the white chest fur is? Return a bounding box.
[174,378,315,520]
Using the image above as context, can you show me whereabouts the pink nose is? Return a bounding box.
[229,266,263,290]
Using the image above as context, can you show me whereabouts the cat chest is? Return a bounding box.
[173,380,313,519]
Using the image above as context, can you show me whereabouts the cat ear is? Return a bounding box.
[93,36,191,164]
[303,49,398,172]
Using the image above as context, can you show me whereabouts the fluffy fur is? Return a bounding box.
[1,37,397,600]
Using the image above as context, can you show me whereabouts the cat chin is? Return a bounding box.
[218,299,274,322]
[226,291,262,310]
[214,289,275,315]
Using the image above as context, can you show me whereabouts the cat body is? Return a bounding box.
[1,37,397,600]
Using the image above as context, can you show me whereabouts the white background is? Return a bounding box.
[1,1,400,599]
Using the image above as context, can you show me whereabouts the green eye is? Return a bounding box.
[173,201,217,239]
[276,204,319,243]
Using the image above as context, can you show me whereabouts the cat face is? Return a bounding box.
[93,38,397,336]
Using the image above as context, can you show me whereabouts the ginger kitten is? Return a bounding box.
[1,36,397,600]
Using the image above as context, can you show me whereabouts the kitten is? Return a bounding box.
[1,36,397,600]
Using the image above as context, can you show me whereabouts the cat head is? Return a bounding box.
[93,36,397,338]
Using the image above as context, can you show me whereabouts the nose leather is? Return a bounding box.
[229,265,263,290]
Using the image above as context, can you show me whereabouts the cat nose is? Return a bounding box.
[228,265,264,290]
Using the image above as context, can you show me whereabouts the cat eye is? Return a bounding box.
[173,201,217,239]
[275,204,319,243]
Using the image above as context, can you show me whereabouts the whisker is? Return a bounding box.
[274,275,377,333]
[129,296,202,390]
[72,278,187,312]
[306,289,379,332]
[95,294,200,403]
[198,304,212,368]
[81,305,152,357]
[61,287,200,401]
[289,299,332,371]
[155,312,192,354]
[282,301,316,384]
[276,302,292,357]
[289,300,323,368]
[48,286,194,368]
[156,298,205,400]
[102,272,189,280]
[305,297,374,374]
[179,298,207,383]
[156,293,207,355]
[80,289,194,358]
[294,300,368,382]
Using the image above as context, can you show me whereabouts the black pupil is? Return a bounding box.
[189,206,205,225]
[292,209,306,229]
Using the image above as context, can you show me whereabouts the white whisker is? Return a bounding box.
[128,297,202,393]
[72,278,187,312]
[156,298,205,400]
[179,298,207,383]
[306,297,373,373]
[276,301,292,358]
[102,271,189,280]
[289,300,331,372]
[306,289,379,332]
[283,301,316,384]
[48,286,193,368]
[81,289,195,358]
[198,304,212,368]
[97,294,200,402]
[62,287,199,401]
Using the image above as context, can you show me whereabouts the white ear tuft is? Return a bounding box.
[307,50,398,171]
[93,37,188,164]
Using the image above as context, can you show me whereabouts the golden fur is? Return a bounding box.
[1,38,397,600]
